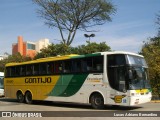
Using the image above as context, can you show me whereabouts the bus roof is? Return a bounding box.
[5,51,143,67]
[99,51,144,58]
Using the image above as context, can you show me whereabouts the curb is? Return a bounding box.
[150,100,160,103]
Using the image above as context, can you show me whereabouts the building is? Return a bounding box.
[36,39,50,52]
[12,36,50,58]
[0,55,4,60]
[0,53,9,60]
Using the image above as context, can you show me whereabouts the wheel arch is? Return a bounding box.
[88,91,105,104]
[16,89,24,96]
[25,90,33,97]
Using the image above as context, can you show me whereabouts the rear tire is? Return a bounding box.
[90,93,104,109]
[17,91,24,103]
[25,91,32,104]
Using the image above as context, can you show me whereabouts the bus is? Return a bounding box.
[0,72,4,97]
[4,51,152,109]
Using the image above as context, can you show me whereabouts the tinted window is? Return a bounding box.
[93,56,103,72]
[26,65,33,76]
[39,63,47,75]
[107,54,127,92]
[127,55,147,67]
[72,59,82,72]
[5,67,11,77]
[82,56,103,72]
[63,60,72,73]
[108,54,126,66]
[55,61,63,73]
[33,64,39,75]
[46,62,53,74]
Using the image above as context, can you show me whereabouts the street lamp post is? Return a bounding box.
[84,34,95,42]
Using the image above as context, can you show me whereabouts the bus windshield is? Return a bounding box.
[107,54,151,92]
[128,66,151,90]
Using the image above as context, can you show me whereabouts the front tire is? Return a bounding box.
[90,93,104,109]
[25,91,32,104]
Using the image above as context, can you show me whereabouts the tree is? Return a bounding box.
[33,0,116,46]
[34,43,72,59]
[71,41,111,54]
[34,42,111,59]
[0,53,32,72]
[141,37,160,98]
[155,12,160,36]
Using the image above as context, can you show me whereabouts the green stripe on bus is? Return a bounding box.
[59,74,88,97]
[48,75,73,96]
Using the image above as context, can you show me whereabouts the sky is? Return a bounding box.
[0,0,160,55]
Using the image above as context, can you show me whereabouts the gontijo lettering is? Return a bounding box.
[25,77,51,83]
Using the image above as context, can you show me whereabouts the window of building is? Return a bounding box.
[27,43,35,50]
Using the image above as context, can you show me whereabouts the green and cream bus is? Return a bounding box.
[4,51,152,109]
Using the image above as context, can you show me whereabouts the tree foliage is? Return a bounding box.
[34,41,111,59]
[71,41,111,54]
[33,0,116,46]
[0,53,32,72]
[34,43,72,59]
[141,37,160,98]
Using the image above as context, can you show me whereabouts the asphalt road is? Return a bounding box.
[0,97,159,120]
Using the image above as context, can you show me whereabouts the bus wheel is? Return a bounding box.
[25,91,32,104]
[17,91,24,103]
[90,93,104,109]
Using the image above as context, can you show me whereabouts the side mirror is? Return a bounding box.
[119,81,126,93]
[129,70,133,79]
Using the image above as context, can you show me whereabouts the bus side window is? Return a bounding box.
[26,65,33,76]
[39,63,47,75]
[72,59,82,73]
[55,61,63,74]
[15,66,20,76]
[33,64,39,75]
[47,62,53,75]
[63,60,72,73]
[5,67,11,77]
[93,56,103,72]
[10,67,16,77]
[82,57,93,72]
[20,66,26,76]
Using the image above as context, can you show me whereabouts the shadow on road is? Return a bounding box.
[33,100,142,111]
[0,97,142,111]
